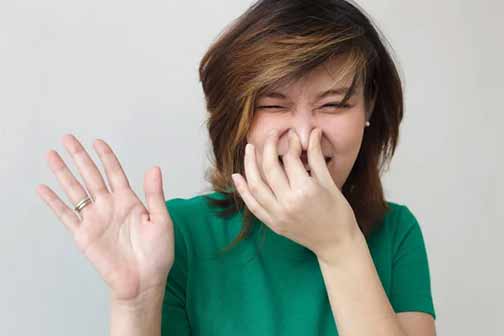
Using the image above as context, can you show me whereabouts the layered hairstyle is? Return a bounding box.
[198,0,404,254]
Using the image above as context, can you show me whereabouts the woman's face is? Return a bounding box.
[246,58,372,190]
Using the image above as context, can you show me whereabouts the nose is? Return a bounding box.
[289,113,318,151]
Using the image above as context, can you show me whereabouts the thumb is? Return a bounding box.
[144,166,169,223]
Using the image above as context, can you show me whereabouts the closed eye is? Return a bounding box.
[323,103,352,109]
[256,103,352,110]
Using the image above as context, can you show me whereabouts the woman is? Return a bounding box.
[37,0,436,335]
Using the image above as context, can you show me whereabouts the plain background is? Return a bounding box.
[1,0,502,335]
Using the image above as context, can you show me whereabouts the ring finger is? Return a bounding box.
[47,149,94,218]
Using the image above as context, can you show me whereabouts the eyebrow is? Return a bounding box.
[259,87,354,100]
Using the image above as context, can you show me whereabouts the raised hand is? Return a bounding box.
[36,134,174,305]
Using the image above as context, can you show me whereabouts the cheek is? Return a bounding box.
[247,113,284,151]
[245,131,267,168]
[322,122,364,164]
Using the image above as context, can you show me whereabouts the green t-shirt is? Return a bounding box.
[161,191,436,335]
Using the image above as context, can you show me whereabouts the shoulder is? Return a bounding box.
[381,201,431,261]
[164,191,236,258]
[165,190,225,223]
[382,201,421,233]
[387,201,424,235]
[369,201,427,252]
[165,192,214,215]
[164,191,220,232]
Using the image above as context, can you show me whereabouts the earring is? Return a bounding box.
[365,121,370,127]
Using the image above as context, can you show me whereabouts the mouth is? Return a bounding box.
[278,155,332,168]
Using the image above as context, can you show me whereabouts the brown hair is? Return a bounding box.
[198,0,404,254]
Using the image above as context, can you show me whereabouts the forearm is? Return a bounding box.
[109,288,166,336]
[317,233,407,336]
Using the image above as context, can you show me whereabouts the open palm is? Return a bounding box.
[36,134,174,304]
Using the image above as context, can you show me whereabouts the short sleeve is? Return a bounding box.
[161,199,191,335]
[389,205,436,320]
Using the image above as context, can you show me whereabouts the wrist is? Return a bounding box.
[110,285,166,312]
[109,286,165,336]
[315,227,367,267]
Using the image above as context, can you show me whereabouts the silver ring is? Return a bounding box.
[74,196,93,214]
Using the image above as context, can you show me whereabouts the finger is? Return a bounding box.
[308,128,334,187]
[282,129,309,190]
[92,138,132,192]
[144,166,170,224]
[61,134,110,198]
[47,149,95,218]
[262,128,290,199]
[36,184,81,234]
[231,173,273,226]
[244,143,278,214]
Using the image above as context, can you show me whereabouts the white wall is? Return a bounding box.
[1,0,502,334]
